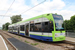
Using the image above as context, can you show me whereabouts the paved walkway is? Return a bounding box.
[8,38,40,50]
[0,35,8,50]
[66,37,75,43]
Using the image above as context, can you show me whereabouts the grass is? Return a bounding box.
[25,40,29,43]
[14,36,16,37]
[20,39,22,41]
[3,29,8,31]
[31,43,39,46]
[18,36,21,38]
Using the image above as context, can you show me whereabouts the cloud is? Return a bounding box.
[0,17,11,27]
[0,0,75,27]
[31,0,38,5]
[22,0,65,20]
[59,10,75,20]
[22,0,75,21]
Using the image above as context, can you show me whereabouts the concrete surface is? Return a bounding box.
[0,35,8,50]
[8,38,40,50]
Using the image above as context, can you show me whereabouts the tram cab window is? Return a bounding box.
[34,23,42,32]
[30,24,34,31]
[20,25,24,31]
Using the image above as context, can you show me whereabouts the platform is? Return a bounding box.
[66,37,75,43]
[0,35,8,50]
[7,38,40,50]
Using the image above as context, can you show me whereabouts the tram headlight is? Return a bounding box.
[55,34,58,37]
[63,33,65,36]
[60,33,65,36]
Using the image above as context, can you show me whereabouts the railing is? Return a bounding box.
[66,30,75,38]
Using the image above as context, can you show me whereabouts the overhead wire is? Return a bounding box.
[0,0,46,26]
[2,0,15,18]
[0,0,15,26]
[20,0,46,14]
[0,15,11,17]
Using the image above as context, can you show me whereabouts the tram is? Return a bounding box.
[8,13,65,42]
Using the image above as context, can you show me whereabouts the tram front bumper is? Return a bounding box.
[53,36,65,42]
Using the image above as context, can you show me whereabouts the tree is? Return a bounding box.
[2,22,10,30]
[10,15,22,24]
[55,13,58,15]
[2,24,5,30]
[64,20,72,30]
[5,22,10,30]
[63,15,75,30]
[70,15,75,30]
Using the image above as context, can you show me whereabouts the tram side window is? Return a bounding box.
[42,22,49,32]
[8,27,10,30]
[20,25,24,31]
[12,27,13,30]
[30,24,34,31]
[10,27,13,30]
[42,21,53,32]
[34,23,42,32]
[44,22,49,31]
[13,27,16,30]
[15,27,17,30]
[10,27,12,30]
[13,27,15,30]
[14,27,15,30]
[8,27,9,30]
[9,27,10,30]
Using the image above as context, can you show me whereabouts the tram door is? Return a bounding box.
[25,24,29,36]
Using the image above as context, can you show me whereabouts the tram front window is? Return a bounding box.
[52,14,64,31]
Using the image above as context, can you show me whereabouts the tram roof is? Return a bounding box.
[9,13,62,26]
[10,13,51,25]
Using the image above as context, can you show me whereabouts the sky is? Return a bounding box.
[0,0,75,27]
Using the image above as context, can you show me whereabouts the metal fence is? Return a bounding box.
[66,30,75,38]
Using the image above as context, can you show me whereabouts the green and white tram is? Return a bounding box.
[8,13,65,42]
